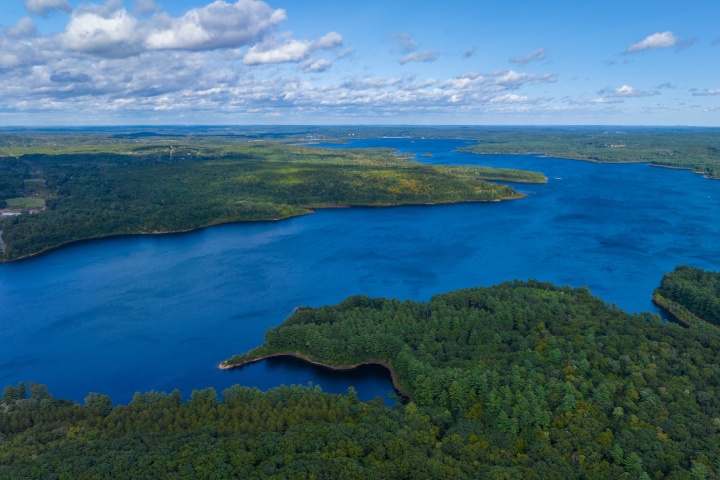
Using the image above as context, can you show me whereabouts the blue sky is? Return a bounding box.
[0,0,718,125]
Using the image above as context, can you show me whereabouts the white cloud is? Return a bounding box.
[491,69,556,89]
[312,32,342,50]
[692,88,720,96]
[0,53,22,70]
[244,38,313,64]
[626,31,679,53]
[301,59,332,73]
[399,51,439,65]
[602,85,659,97]
[5,17,37,38]
[24,0,72,16]
[244,31,342,66]
[509,47,546,64]
[59,0,289,58]
[145,0,286,51]
[60,6,142,57]
[490,94,532,104]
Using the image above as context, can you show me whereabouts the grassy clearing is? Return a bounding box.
[6,197,45,208]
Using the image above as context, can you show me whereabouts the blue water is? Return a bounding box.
[1,138,719,406]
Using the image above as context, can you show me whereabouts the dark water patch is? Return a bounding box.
[228,356,399,406]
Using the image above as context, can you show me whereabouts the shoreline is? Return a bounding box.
[0,195,525,263]
[651,294,693,328]
[219,351,411,400]
[463,148,720,180]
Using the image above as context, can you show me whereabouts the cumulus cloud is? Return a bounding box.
[244,32,342,65]
[312,31,342,50]
[601,85,659,98]
[626,31,679,53]
[5,17,37,38]
[692,88,720,96]
[145,0,286,50]
[509,47,546,64]
[60,5,143,57]
[60,0,288,57]
[244,38,313,64]
[399,51,439,65]
[24,0,72,16]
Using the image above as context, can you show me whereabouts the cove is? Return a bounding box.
[1,138,719,406]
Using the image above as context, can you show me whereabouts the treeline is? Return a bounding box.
[460,128,720,179]
[654,265,720,327]
[0,382,471,479]
[0,142,544,261]
[226,280,720,478]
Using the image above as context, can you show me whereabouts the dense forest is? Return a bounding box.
[4,280,720,477]
[460,128,720,179]
[223,280,720,479]
[0,140,544,261]
[653,266,720,327]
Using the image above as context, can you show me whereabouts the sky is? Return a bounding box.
[0,0,718,126]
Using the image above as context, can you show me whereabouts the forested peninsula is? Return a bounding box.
[4,279,720,478]
[219,279,720,479]
[0,138,544,261]
[458,128,720,179]
[653,265,720,328]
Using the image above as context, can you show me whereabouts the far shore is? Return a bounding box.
[219,351,411,399]
[463,148,720,180]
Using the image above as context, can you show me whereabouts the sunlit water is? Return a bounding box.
[1,138,719,405]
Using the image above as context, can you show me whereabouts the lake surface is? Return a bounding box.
[2,138,719,406]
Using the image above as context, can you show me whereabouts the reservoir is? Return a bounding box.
[1,138,719,405]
